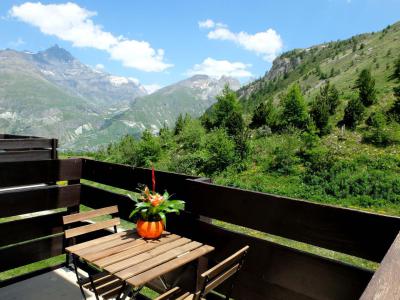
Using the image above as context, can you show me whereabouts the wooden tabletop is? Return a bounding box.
[66,230,214,288]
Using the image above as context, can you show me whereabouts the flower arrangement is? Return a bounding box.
[129,167,185,238]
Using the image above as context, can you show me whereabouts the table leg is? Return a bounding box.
[196,256,208,291]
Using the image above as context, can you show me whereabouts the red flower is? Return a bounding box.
[150,193,164,207]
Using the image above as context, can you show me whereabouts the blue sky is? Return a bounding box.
[0,0,399,91]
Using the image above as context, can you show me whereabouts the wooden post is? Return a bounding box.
[51,138,58,159]
[360,231,400,299]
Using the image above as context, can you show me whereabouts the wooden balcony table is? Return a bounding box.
[66,230,215,299]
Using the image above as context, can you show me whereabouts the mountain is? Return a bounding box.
[238,21,400,112]
[77,75,241,149]
[0,45,239,150]
[0,45,149,148]
[32,45,147,109]
[119,74,241,132]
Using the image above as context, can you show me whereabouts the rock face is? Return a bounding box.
[264,55,302,81]
[33,45,147,108]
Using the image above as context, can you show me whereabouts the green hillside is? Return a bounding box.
[90,20,400,218]
[239,21,400,113]
[0,70,102,145]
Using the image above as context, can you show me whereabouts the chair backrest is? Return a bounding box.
[196,245,250,299]
[62,205,120,242]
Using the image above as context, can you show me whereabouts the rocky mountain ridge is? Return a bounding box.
[0,45,240,150]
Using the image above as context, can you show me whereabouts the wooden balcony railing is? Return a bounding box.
[0,134,57,162]
[0,157,399,299]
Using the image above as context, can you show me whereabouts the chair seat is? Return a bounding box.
[81,271,124,299]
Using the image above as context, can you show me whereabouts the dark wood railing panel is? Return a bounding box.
[0,135,58,161]
[81,159,196,198]
[0,184,80,218]
[81,184,135,221]
[184,179,400,262]
[0,158,81,187]
[169,215,373,300]
[0,150,52,162]
[0,235,64,272]
[360,231,400,300]
[0,211,66,247]
[0,138,53,150]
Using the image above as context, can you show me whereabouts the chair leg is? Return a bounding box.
[72,256,86,300]
[116,282,127,300]
[89,274,100,300]
[225,272,239,300]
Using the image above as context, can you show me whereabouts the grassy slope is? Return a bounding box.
[240,21,400,111]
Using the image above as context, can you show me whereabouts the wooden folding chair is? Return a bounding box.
[63,205,124,300]
[155,245,250,300]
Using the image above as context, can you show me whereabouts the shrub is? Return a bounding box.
[303,153,400,204]
[169,151,207,176]
[363,126,393,146]
[202,129,236,175]
[176,119,205,151]
[135,130,162,167]
[98,134,138,165]
[363,122,400,146]
[366,111,386,128]
[363,111,399,146]
[267,136,300,175]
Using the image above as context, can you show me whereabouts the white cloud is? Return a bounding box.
[10,2,172,72]
[109,40,171,72]
[128,77,140,85]
[198,19,215,29]
[94,63,104,70]
[186,57,252,79]
[143,84,162,94]
[203,19,283,62]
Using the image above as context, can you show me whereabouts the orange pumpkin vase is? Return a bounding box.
[136,219,164,239]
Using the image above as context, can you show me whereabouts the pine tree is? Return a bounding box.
[310,97,330,135]
[250,101,270,128]
[355,69,376,106]
[318,82,340,114]
[174,113,191,135]
[202,84,243,135]
[280,84,310,130]
[342,97,365,130]
[309,82,339,135]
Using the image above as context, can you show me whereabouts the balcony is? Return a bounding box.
[0,134,399,299]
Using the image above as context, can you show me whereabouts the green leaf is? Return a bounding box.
[127,194,139,203]
[159,212,166,227]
